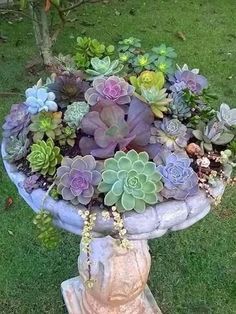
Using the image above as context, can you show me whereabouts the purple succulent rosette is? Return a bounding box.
[155,152,199,200]
[22,174,40,194]
[85,76,134,106]
[2,103,31,138]
[47,74,89,108]
[56,155,102,205]
[169,70,208,94]
[79,97,154,158]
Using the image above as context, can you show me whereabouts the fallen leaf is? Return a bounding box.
[4,197,13,210]
[8,230,14,236]
[176,31,186,41]
[114,9,121,16]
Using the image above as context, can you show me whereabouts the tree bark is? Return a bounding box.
[29,0,53,66]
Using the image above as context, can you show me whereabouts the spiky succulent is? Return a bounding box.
[169,92,192,120]
[86,56,123,78]
[132,53,156,73]
[64,101,90,129]
[130,71,165,94]
[56,155,102,205]
[98,150,163,213]
[150,118,189,150]
[74,36,114,69]
[79,97,154,158]
[155,151,199,200]
[56,126,76,147]
[152,44,177,59]
[4,131,30,163]
[140,87,172,118]
[217,103,236,127]
[85,76,134,106]
[47,74,89,108]
[193,120,234,151]
[27,138,62,176]
[2,103,31,138]
[29,112,62,142]
[25,83,58,114]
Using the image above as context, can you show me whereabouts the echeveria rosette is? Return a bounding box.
[29,112,62,142]
[217,103,236,127]
[27,138,62,176]
[57,126,77,147]
[98,150,163,213]
[193,120,234,151]
[79,97,154,158]
[56,155,102,205]
[85,76,134,106]
[2,103,31,138]
[155,152,199,200]
[86,56,123,79]
[140,86,172,118]
[130,71,165,94]
[25,85,58,114]
[22,174,40,194]
[169,70,208,95]
[150,118,190,151]
[132,53,156,73]
[155,56,174,75]
[169,91,192,120]
[118,37,141,53]
[47,74,89,108]
[152,44,177,59]
[4,131,30,163]
[64,101,90,129]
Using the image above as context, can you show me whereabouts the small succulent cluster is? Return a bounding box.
[3,35,236,219]
[74,36,115,69]
[117,38,177,75]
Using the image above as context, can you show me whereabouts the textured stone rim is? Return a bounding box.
[1,141,225,240]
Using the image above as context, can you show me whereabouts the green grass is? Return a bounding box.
[0,1,236,313]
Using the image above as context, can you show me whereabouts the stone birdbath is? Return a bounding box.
[1,142,225,314]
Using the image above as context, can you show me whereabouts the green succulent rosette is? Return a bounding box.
[27,138,62,176]
[98,150,163,213]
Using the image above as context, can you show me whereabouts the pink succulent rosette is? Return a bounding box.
[85,76,135,106]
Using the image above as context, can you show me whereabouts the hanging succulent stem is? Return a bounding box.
[78,200,97,288]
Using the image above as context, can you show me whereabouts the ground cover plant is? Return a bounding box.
[0,1,236,313]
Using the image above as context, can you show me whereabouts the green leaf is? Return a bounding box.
[118,157,132,170]
[102,170,117,184]
[98,182,111,193]
[121,192,135,211]
[104,190,120,206]
[111,180,124,196]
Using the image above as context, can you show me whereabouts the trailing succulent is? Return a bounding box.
[27,138,62,176]
[98,150,163,213]
[29,112,62,142]
[64,101,90,129]
[56,155,102,205]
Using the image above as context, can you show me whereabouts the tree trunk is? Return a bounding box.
[29,1,53,66]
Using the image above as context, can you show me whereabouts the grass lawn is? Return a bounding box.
[0,0,236,313]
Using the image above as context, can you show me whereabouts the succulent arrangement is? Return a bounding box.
[2,36,236,225]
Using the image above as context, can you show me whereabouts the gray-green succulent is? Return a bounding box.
[98,150,163,213]
[193,120,234,151]
[85,56,124,78]
[64,101,90,129]
[4,131,30,163]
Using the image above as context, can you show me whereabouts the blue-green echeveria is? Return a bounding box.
[56,155,102,205]
[98,150,163,213]
[217,103,236,127]
[86,56,123,78]
[64,101,90,129]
